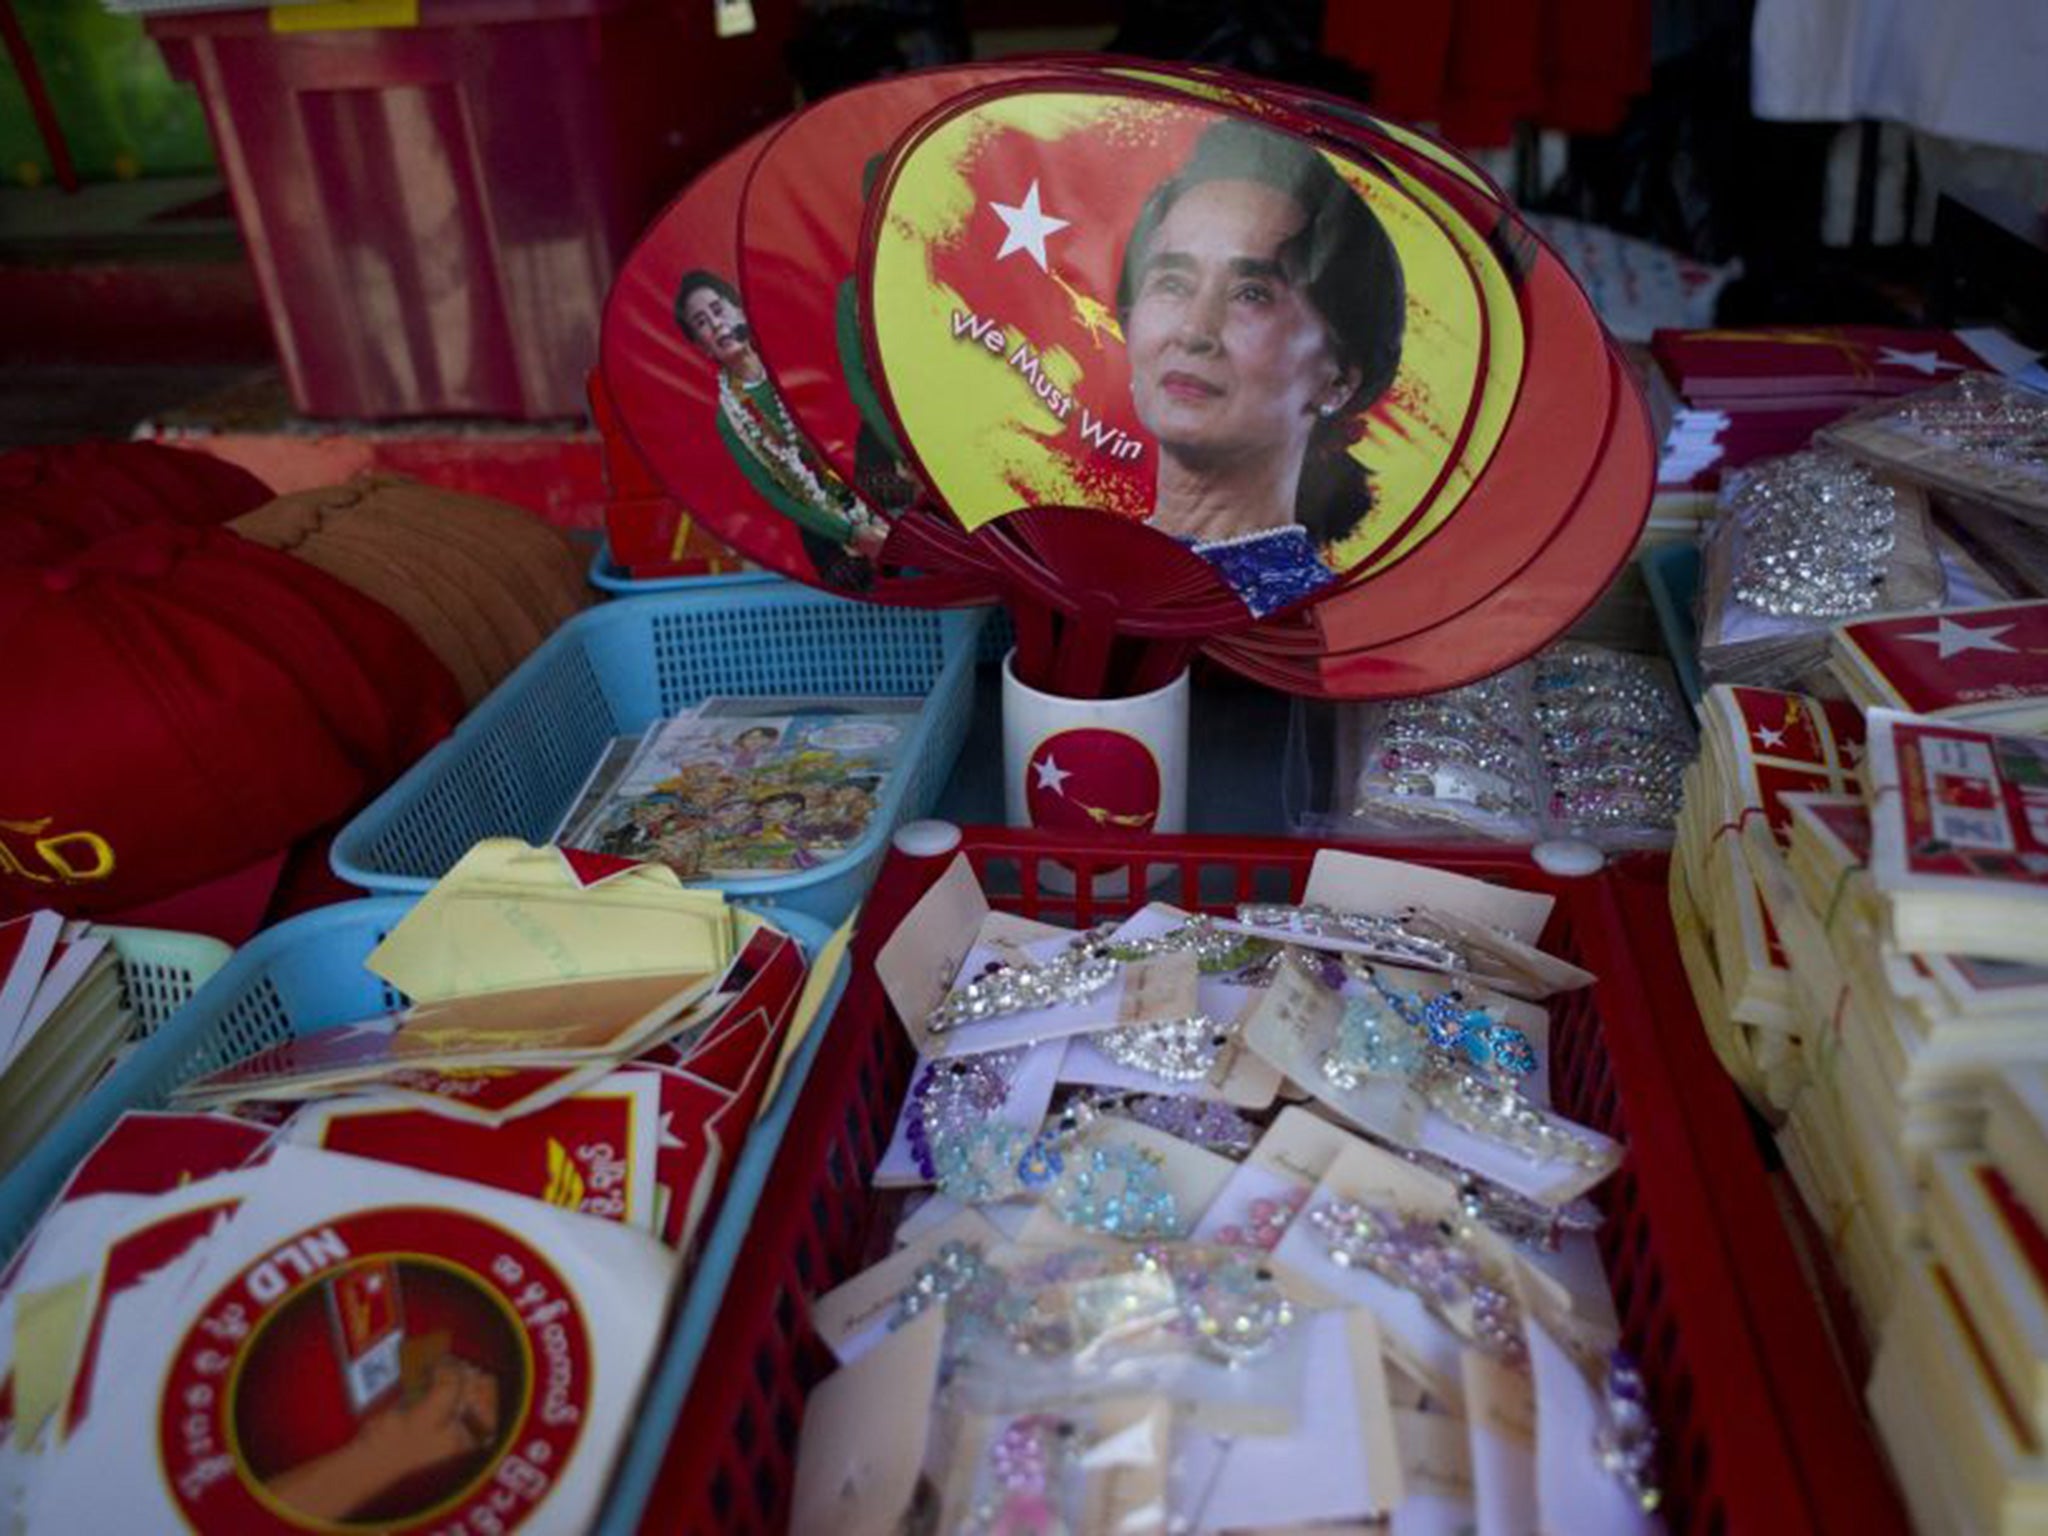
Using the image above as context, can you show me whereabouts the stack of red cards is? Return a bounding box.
[1645,325,2037,522]
[0,879,831,1532]
[1651,326,2006,414]
[1832,596,2048,735]
[601,58,1657,702]
[0,914,136,1178]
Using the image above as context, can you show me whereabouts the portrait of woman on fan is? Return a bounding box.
[1117,118,1407,616]
[674,270,889,591]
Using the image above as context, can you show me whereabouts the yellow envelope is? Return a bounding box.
[367,839,736,1001]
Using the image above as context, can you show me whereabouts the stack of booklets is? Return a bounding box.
[0,914,133,1175]
[1644,325,2038,531]
[1651,326,2008,414]
[1832,596,2048,735]
[1873,1093,2048,1535]
[554,694,919,881]
[1678,700,2048,1530]
[0,841,848,1532]
[1668,684,1865,1116]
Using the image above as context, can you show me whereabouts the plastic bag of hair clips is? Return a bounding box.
[912,1397,1179,1536]
[1338,664,1548,843]
[1329,642,1694,850]
[896,1239,1315,1436]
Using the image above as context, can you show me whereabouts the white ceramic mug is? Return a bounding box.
[1001,653,1190,846]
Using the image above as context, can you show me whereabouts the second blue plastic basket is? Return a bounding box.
[0,894,849,1536]
[331,585,982,922]
[587,536,782,596]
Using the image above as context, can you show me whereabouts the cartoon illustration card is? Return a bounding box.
[561,697,919,879]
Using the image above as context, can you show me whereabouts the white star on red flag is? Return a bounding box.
[1875,346,1963,376]
[1899,616,2019,659]
[991,181,1069,272]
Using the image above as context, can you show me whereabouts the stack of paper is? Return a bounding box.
[1668,685,1865,1116]
[1650,326,2009,412]
[0,840,850,1530]
[1861,709,2048,962]
[0,914,130,1176]
[1682,714,2048,1323]
[1833,598,2048,735]
[1677,696,2048,1525]
[0,1131,676,1531]
[1873,1138,2048,1536]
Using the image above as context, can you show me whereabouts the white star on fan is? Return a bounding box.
[1034,755,1072,794]
[1899,616,2019,659]
[1755,723,1788,749]
[1841,739,1866,766]
[991,181,1069,271]
[1876,346,1964,377]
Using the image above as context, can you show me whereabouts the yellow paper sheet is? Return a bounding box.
[12,1277,91,1450]
[367,840,734,1001]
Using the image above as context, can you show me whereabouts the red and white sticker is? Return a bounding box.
[157,1207,593,1535]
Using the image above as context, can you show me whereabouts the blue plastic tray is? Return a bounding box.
[1640,540,1704,706]
[0,895,848,1536]
[588,536,781,596]
[591,532,1019,668]
[330,586,982,921]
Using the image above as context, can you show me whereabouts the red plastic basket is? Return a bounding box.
[636,829,1908,1534]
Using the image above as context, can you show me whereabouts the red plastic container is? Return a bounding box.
[636,829,1910,1535]
[150,0,793,420]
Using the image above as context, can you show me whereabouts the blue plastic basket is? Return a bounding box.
[588,536,782,596]
[0,894,848,1536]
[1641,540,1704,706]
[330,586,982,921]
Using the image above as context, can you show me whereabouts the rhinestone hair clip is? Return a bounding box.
[892,1241,1295,1369]
[1306,1197,1525,1365]
[1728,449,1902,620]
[1595,1348,1663,1513]
[1094,1014,1238,1083]
[1082,915,1275,975]
[1235,902,1468,972]
[1074,1091,1259,1159]
[904,1050,1024,1181]
[958,1414,1077,1536]
[925,1102,1181,1238]
[927,950,1120,1035]
[1298,951,1602,1172]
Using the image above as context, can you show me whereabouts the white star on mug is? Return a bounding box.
[991,181,1069,271]
[1033,754,1072,794]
